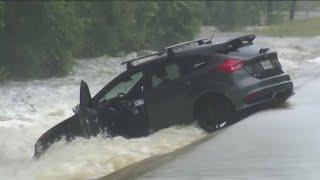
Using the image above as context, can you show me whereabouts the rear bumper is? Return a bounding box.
[243,81,293,106]
[230,73,294,111]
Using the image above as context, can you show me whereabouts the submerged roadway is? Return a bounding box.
[136,72,320,179]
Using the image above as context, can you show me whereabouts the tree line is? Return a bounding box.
[0,1,306,80]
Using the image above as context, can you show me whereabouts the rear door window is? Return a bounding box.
[151,63,181,88]
[165,63,181,80]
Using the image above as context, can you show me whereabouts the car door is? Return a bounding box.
[144,62,193,131]
[94,70,149,136]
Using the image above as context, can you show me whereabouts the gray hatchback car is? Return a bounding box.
[34,34,294,157]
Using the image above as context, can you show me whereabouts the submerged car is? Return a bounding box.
[34,35,294,158]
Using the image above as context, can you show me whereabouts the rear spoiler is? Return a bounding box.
[217,34,256,53]
[227,34,256,48]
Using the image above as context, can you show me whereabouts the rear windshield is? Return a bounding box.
[226,45,262,58]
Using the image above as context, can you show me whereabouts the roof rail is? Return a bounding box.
[121,51,166,70]
[121,51,165,66]
[162,38,210,50]
[121,38,211,70]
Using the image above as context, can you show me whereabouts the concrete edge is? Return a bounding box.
[98,130,221,180]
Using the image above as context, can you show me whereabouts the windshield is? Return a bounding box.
[99,72,143,102]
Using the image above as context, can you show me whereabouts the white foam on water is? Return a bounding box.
[33,126,205,180]
[308,56,320,63]
[0,125,205,180]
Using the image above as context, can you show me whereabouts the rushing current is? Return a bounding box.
[1,29,320,179]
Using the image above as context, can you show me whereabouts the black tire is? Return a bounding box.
[194,95,234,133]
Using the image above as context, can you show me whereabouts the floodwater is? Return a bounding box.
[1,30,320,179]
[139,70,320,180]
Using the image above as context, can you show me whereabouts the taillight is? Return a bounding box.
[212,58,245,73]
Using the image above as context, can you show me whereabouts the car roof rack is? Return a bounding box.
[121,35,256,70]
[121,38,211,70]
[121,51,166,70]
[162,38,210,50]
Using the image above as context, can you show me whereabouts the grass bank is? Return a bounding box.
[257,17,320,37]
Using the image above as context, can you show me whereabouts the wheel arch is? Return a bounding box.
[192,91,235,119]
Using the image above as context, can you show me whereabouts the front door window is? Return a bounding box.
[100,72,143,102]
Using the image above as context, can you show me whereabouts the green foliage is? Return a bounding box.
[204,1,256,30]
[0,1,82,79]
[0,1,204,80]
[0,1,304,80]
[77,1,147,57]
[203,1,290,31]
[76,1,203,57]
[145,1,203,48]
[40,1,83,76]
[0,1,3,30]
